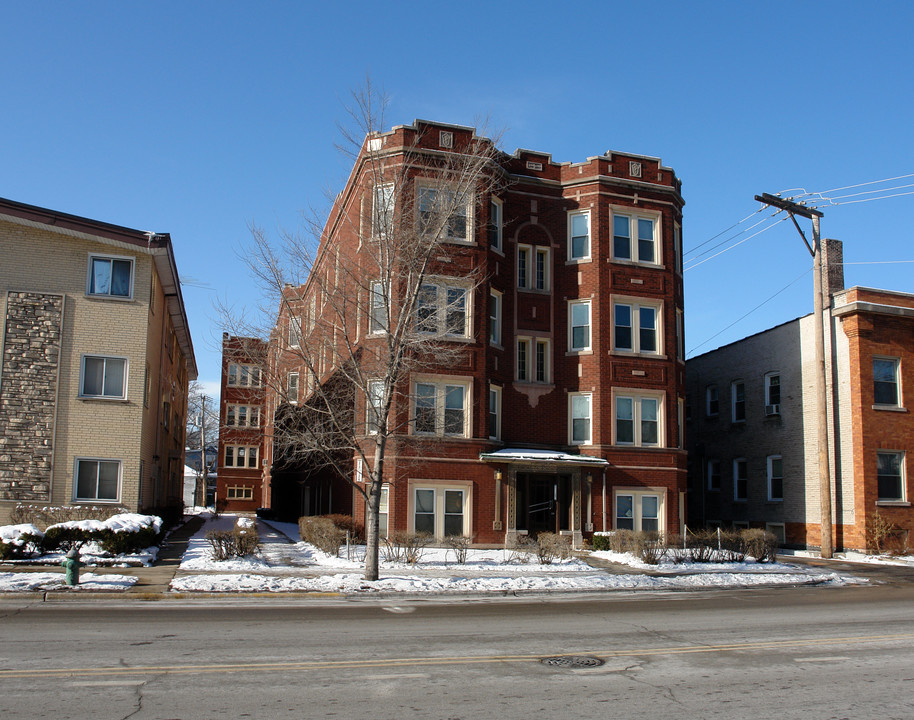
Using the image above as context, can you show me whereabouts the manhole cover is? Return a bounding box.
[540,655,605,669]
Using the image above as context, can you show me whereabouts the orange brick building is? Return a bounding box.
[231,120,687,545]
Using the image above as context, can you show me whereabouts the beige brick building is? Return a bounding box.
[0,197,196,524]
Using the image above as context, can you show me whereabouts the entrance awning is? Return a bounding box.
[479,448,609,467]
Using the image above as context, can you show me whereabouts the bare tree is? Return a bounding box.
[185,380,220,505]
[226,82,503,580]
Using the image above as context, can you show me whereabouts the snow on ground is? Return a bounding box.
[170,514,859,594]
[0,572,137,592]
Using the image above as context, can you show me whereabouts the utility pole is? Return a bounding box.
[197,394,207,508]
[754,193,832,558]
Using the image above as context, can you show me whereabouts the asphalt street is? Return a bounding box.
[1,581,913,719]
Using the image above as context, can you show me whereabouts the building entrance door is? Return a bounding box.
[516,473,571,536]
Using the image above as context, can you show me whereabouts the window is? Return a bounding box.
[615,491,662,532]
[75,458,120,501]
[378,485,390,537]
[731,381,746,422]
[163,401,170,430]
[767,455,783,501]
[615,394,662,447]
[224,445,259,469]
[877,451,905,501]
[489,385,501,440]
[488,199,503,251]
[369,281,387,334]
[673,223,682,274]
[707,459,721,491]
[535,339,549,383]
[417,186,470,242]
[226,486,254,500]
[367,380,384,435]
[413,379,471,437]
[415,282,470,338]
[766,523,786,545]
[517,246,529,289]
[613,302,660,354]
[226,404,261,427]
[676,309,684,361]
[518,246,550,290]
[489,290,501,345]
[734,458,748,501]
[517,338,529,381]
[80,355,127,399]
[874,358,901,406]
[287,372,299,403]
[569,393,592,445]
[517,338,550,383]
[706,385,719,416]
[412,486,468,538]
[372,183,394,236]
[569,301,591,351]
[87,255,133,299]
[535,248,549,291]
[227,363,261,388]
[568,211,590,260]
[613,212,658,264]
[765,373,781,413]
[289,316,302,348]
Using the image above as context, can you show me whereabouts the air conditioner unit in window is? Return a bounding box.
[765,404,780,416]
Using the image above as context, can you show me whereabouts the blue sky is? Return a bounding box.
[3,2,913,399]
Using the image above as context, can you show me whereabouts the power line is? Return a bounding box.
[684,215,788,272]
[819,173,914,195]
[683,208,763,258]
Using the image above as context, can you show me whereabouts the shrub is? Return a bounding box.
[41,525,93,552]
[381,531,431,564]
[591,533,611,552]
[299,516,347,556]
[535,532,572,564]
[94,526,160,555]
[741,528,778,563]
[205,527,260,561]
[718,530,746,563]
[635,531,667,565]
[9,504,129,531]
[505,535,535,564]
[321,514,363,543]
[444,535,473,564]
[866,510,902,554]
[685,529,718,563]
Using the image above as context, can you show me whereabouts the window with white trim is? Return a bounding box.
[413,379,471,437]
[80,355,127,399]
[227,363,261,388]
[613,212,659,264]
[87,254,134,299]
[415,282,470,338]
[568,211,590,260]
[673,222,682,274]
[226,404,261,427]
[706,385,719,416]
[226,485,254,500]
[613,301,660,354]
[731,380,746,422]
[367,380,384,435]
[519,245,550,290]
[288,316,302,348]
[569,300,591,351]
[378,485,390,537]
[707,459,721,491]
[615,393,662,447]
[489,289,501,345]
[766,523,786,545]
[676,309,684,360]
[369,281,387,334]
[372,183,394,237]
[417,185,471,242]
[767,455,783,501]
[75,458,121,501]
[488,198,503,251]
[873,357,901,407]
[516,338,550,383]
[224,445,259,469]
[489,385,501,440]
[734,458,748,501]
[765,373,781,411]
[569,393,592,445]
[615,491,662,532]
[877,451,905,501]
[413,486,468,538]
[287,372,299,404]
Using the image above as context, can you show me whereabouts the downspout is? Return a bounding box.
[601,469,607,532]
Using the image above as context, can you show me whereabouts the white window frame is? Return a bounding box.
[676,309,684,361]
[416,184,472,243]
[224,445,260,469]
[517,245,530,289]
[226,404,261,427]
[227,363,261,388]
[673,222,682,275]
[489,384,502,440]
[613,390,664,447]
[287,372,299,404]
[707,459,721,491]
[369,281,387,335]
[409,482,472,539]
[517,337,530,382]
[367,379,384,435]
[766,522,786,545]
[372,182,394,237]
[519,245,550,291]
[733,458,748,501]
[765,372,781,411]
[289,315,303,348]
[568,211,591,261]
[569,392,592,445]
[415,280,472,339]
[86,253,135,300]
[612,209,661,265]
[873,356,902,408]
[612,299,662,355]
[411,377,472,438]
[706,385,719,417]
[79,355,128,400]
[74,458,122,502]
[489,289,502,346]
[731,380,746,423]
[877,451,906,502]
[568,300,592,352]
[378,484,390,538]
[614,488,664,532]
[226,485,254,501]
[767,455,783,501]
[488,198,503,252]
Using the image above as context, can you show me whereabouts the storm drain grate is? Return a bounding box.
[540,655,605,669]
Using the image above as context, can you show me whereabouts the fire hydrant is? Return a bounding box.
[61,547,83,586]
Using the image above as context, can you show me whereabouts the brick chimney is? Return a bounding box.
[822,238,844,297]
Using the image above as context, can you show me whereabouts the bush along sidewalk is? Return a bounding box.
[592,528,778,565]
[206,518,260,560]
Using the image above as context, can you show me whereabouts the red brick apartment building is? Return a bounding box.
[224,120,686,545]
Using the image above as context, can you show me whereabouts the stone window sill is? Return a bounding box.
[872,405,907,412]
